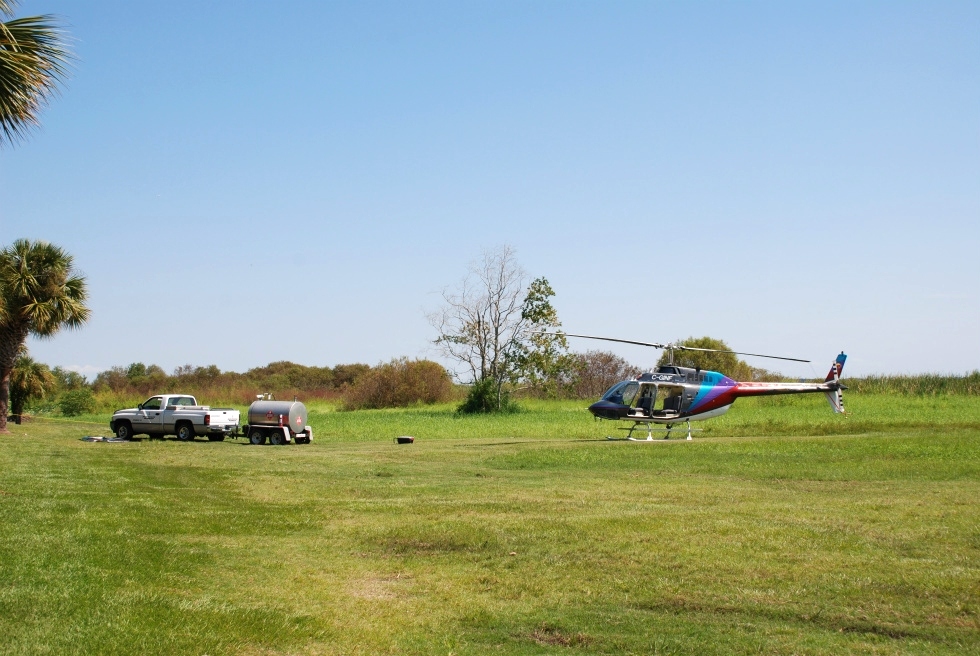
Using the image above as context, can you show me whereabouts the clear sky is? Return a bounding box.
[2,0,978,380]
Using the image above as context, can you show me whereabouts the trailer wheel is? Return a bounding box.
[269,430,286,446]
[176,423,195,441]
[114,421,133,440]
[249,429,266,445]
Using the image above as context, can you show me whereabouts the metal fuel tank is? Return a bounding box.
[247,400,308,435]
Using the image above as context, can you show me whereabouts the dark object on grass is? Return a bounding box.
[395,436,415,444]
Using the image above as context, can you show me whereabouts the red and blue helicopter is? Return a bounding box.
[545,333,846,441]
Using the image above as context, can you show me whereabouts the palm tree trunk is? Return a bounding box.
[0,368,11,432]
[0,326,28,433]
[9,387,24,424]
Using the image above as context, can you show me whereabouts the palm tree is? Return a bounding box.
[10,349,55,423]
[0,239,89,432]
[0,0,71,146]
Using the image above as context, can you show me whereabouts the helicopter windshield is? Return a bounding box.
[602,381,639,406]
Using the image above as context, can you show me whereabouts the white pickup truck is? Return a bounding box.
[109,394,240,441]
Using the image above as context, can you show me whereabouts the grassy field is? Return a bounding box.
[1,395,978,655]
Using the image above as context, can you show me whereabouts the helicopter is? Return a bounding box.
[541,333,846,441]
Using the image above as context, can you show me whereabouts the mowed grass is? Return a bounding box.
[0,395,978,655]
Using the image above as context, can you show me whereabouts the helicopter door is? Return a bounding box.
[634,384,656,416]
[657,387,684,415]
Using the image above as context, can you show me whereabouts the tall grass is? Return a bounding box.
[846,371,980,395]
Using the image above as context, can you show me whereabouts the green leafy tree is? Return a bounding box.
[58,387,94,416]
[91,365,127,392]
[9,350,55,422]
[52,365,86,391]
[0,0,72,145]
[656,336,776,381]
[0,239,89,432]
[332,363,370,388]
[126,362,147,380]
[506,277,573,398]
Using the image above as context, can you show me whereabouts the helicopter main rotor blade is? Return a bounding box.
[535,332,810,363]
[535,332,667,350]
[672,345,810,363]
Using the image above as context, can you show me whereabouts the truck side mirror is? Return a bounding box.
[137,403,143,410]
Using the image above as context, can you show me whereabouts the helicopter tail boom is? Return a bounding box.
[729,352,848,413]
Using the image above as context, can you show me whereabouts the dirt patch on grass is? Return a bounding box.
[526,623,592,648]
[346,572,411,601]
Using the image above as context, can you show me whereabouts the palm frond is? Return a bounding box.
[0,12,72,145]
[0,239,90,339]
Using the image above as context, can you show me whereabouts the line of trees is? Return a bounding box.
[9,348,649,419]
[91,360,371,401]
[11,357,460,417]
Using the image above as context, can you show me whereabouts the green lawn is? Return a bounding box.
[1,395,977,655]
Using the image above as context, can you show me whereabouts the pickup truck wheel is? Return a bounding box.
[249,429,266,445]
[176,423,195,441]
[269,430,286,446]
[207,434,225,442]
[114,421,133,440]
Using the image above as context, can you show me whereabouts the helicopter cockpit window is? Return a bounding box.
[620,382,639,406]
[600,381,627,401]
[601,381,639,406]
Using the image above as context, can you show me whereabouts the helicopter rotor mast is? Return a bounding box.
[537,332,811,365]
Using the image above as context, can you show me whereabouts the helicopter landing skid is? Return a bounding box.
[606,420,700,441]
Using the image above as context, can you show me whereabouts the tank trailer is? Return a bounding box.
[243,397,313,445]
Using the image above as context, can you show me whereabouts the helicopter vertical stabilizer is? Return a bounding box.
[824,352,847,413]
[825,352,846,382]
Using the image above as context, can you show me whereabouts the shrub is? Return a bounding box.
[59,388,96,416]
[343,358,453,410]
[457,378,520,414]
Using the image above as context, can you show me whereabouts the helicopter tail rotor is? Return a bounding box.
[823,352,847,413]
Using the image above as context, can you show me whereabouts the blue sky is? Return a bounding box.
[2,0,978,379]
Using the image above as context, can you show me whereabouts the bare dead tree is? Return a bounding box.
[430,245,528,385]
[429,245,569,409]
[570,350,640,399]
